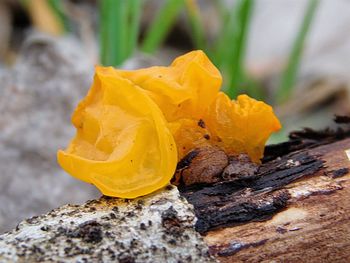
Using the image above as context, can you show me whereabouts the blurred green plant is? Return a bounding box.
[277,0,320,103]
[47,0,70,32]
[214,0,255,98]
[21,0,320,102]
[185,0,206,51]
[98,0,319,103]
[100,0,143,66]
[141,0,185,54]
[127,0,142,58]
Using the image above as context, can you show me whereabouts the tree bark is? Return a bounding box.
[203,138,350,263]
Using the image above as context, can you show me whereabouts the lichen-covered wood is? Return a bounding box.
[0,186,217,263]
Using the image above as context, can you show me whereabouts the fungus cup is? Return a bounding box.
[57,50,281,198]
[57,67,177,198]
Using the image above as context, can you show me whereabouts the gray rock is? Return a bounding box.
[0,33,100,233]
[0,186,217,263]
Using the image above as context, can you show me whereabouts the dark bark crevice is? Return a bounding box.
[178,119,350,234]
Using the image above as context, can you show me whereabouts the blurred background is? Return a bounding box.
[1,0,350,233]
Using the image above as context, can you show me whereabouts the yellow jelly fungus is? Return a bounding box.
[168,92,281,162]
[57,66,177,198]
[114,51,280,162]
[168,118,212,159]
[204,92,282,163]
[116,50,222,121]
[58,50,281,198]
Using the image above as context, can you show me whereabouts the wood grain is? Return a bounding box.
[205,138,350,262]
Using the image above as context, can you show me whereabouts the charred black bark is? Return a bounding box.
[264,119,350,162]
[177,119,350,234]
[179,150,324,234]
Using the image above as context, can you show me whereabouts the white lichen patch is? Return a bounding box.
[0,186,217,263]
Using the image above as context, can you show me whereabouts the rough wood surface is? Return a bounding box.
[179,149,324,234]
[203,138,350,262]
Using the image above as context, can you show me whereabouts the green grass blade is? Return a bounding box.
[225,0,255,98]
[214,0,230,24]
[211,1,234,67]
[114,1,128,65]
[141,0,185,54]
[185,0,206,50]
[99,0,129,66]
[277,0,319,103]
[126,0,142,58]
[47,0,70,32]
[99,0,108,65]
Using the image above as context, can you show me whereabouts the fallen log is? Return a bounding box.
[1,123,350,262]
[171,118,350,262]
[201,138,350,262]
